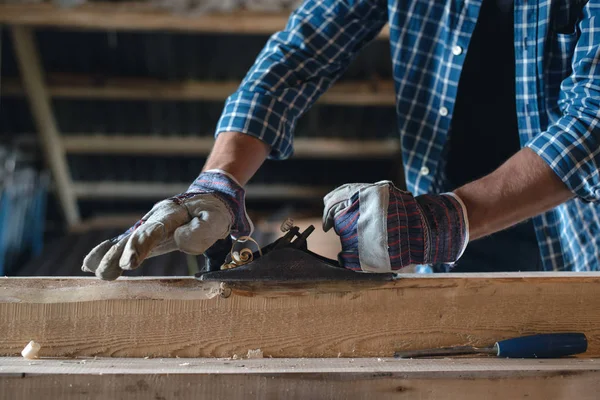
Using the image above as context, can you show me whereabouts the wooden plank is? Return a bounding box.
[72,182,329,200]
[1,357,599,400]
[2,76,396,106]
[60,136,400,158]
[0,3,390,38]
[10,27,81,226]
[0,277,222,303]
[0,275,599,358]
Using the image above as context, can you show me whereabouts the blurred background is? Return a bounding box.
[0,0,402,276]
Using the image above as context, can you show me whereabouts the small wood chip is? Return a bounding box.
[21,341,41,360]
[246,349,263,359]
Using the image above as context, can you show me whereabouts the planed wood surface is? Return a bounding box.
[0,277,222,303]
[1,357,599,400]
[1,274,600,358]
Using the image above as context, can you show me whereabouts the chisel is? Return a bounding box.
[394,333,587,359]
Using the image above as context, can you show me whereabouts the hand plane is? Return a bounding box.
[196,220,396,282]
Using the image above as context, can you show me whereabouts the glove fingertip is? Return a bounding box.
[94,235,129,280]
[119,223,165,270]
[118,242,137,270]
[96,266,123,281]
[119,253,142,271]
[81,239,115,274]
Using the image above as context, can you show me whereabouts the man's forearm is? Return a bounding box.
[454,148,573,240]
[203,132,271,186]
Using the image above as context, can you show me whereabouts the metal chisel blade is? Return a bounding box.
[394,345,497,358]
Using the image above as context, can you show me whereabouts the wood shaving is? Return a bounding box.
[246,349,263,359]
[21,341,41,360]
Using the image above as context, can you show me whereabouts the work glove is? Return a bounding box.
[322,181,469,272]
[82,170,253,280]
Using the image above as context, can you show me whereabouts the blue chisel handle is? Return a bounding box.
[495,333,587,358]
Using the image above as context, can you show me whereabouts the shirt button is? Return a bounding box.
[439,106,449,116]
[420,166,430,176]
[452,45,463,56]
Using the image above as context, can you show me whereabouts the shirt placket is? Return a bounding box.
[514,1,541,144]
[514,1,563,271]
[413,0,481,195]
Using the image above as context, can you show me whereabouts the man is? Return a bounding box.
[82,0,599,280]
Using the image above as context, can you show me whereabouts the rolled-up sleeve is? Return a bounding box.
[215,0,388,159]
[527,2,600,202]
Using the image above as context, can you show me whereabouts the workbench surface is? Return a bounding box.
[1,357,598,399]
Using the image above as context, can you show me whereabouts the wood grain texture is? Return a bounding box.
[1,358,599,400]
[0,3,390,38]
[1,274,600,358]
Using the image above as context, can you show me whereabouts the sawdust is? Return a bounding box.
[246,349,263,359]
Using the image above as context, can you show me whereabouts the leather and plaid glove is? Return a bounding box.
[322,181,469,272]
[82,170,253,280]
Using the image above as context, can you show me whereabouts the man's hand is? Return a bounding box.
[82,170,253,280]
[82,131,269,281]
[322,181,469,272]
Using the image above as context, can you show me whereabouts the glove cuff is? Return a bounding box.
[185,170,253,238]
[415,193,469,264]
[443,192,470,260]
[332,192,362,271]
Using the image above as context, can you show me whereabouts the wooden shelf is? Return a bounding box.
[0,3,390,38]
[61,135,400,158]
[3,75,396,106]
[72,181,329,200]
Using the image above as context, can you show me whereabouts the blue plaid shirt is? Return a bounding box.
[217,0,600,271]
